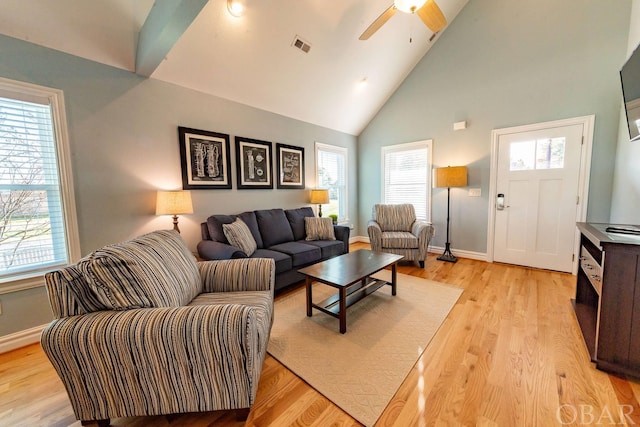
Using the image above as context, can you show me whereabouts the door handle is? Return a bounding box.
[497,193,505,210]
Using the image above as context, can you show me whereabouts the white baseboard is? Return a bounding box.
[428,245,488,262]
[350,236,488,262]
[0,324,47,354]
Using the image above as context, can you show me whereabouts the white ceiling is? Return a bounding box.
[0,0,468,135]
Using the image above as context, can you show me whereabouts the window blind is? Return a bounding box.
[316,143,347,220]
[0,96,68,277]
[383,143,431,220]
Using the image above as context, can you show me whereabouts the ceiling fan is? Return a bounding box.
[359,0,447,40]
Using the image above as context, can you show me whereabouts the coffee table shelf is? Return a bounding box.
[313,278,389,317]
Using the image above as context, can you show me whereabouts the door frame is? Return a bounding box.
[486,115,595,274]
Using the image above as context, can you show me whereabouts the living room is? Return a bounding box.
[1,0,639,425]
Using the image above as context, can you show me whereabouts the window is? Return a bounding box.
[315,142,348,222]
[381,140,432,221]
[509,138,566,171]
[0,77,79,290]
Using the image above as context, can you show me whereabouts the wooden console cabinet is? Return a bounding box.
[573,222,640,378]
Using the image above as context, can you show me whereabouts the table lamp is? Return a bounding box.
[310,189,330,217]
[435,166,467,262]
[156,190,193,233]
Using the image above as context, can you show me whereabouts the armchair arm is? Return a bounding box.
[412,221,435,258]
[41,303,270,421]
[197,240,246,261]
[198,258,275,295]
[367,220,383,252]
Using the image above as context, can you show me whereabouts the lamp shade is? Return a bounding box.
[435,166,468,188]
[156,190,193,215]
[310,189,330,204]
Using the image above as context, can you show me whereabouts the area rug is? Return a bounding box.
[267,270,463,426]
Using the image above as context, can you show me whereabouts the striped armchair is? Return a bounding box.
[41,230,275,426]
[367,204,434,268]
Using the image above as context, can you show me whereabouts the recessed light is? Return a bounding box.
[227,0,244,17]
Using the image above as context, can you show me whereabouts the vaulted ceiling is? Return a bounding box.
[0,0,468,135]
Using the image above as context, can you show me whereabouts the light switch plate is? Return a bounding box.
[468,188,481,197]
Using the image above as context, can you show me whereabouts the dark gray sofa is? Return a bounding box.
[197,207,350,292]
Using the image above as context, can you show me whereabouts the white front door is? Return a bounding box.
[492,121,586,272]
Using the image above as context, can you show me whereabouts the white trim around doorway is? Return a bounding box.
[486,115,595,274]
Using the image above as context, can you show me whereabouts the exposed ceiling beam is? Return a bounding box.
[135,0,209,77]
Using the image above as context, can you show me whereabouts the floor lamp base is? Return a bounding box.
[437,243,458,263]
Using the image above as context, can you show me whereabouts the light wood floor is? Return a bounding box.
[2,242,640,426]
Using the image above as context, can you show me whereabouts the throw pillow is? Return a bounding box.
[223,219,258,256]
[77,230,201,310]
[305,217,336,241]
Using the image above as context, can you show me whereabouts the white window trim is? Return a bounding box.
[314,142,349,223]
[381,139,433,223]
[0,77,80,294]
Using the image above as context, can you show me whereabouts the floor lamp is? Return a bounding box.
[435,166,468,263]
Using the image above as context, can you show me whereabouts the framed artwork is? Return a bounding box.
[178,127,232,189]
[235,136,273,189]
[276,143,305,189]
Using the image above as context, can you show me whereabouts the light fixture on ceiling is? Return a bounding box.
[358,78,368,90]
[227,0,245,17]
[359,0,446,40]
[393,0,428,14]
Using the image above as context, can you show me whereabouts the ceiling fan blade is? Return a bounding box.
[359,5,397,40]
[416,0,447,33]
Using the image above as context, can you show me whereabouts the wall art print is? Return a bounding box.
[179,127,232,189]
[235,136,273,189]
[276,143,305,189]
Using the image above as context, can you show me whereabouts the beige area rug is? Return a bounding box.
[267,270,463,426]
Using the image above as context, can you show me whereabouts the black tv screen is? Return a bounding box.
[621,42,640,142]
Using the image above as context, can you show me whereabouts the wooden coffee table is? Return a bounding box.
[298,249,404,333]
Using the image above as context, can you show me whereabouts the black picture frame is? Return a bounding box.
[276,143,305,189]
[178,127,232,189]
[235,136,273,189]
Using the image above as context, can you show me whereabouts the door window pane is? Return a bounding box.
[510,138,566,171]
[536,138,565,169]
[510,141,535,171]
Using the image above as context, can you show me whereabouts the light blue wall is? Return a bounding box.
[0,34,357,337]
[611,0,640,224]
[358,0,631,253]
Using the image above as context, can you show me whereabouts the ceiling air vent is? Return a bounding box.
[292,35,311,53]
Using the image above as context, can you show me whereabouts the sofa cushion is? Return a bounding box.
[285,207,315,241]
[238,211,264,249]
[251,248,292,274]
[206,214,236,244]
[256,209,294,248]
[381,231,419,249]
[77,230,201,310]
[305,217,336,241]
[300,240,345,259]
[268,241,321,267]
